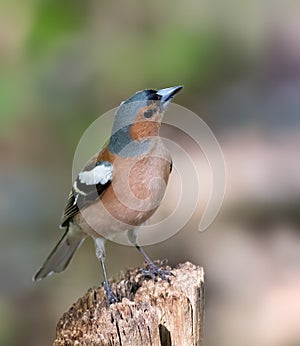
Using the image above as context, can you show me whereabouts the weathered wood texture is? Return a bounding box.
[53,261,204,346]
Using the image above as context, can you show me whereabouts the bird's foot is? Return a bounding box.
[104,282,118,306]
[142,263,174,283]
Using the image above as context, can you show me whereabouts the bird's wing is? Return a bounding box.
[60,149,114,228]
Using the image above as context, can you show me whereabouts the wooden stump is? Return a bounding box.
[53,261,204,346]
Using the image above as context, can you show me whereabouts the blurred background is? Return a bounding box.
[1,1,300,345]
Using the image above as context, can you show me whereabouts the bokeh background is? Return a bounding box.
[1,1,300,345]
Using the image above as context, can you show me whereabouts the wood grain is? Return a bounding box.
[53,261,204,346]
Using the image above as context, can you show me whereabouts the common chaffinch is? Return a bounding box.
[34,85,183,304]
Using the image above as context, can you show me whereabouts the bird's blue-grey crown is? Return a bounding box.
[109,86,182,156]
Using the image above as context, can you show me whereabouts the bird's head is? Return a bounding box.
[109,86,183,156]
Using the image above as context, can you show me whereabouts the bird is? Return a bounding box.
[33,85,183,304]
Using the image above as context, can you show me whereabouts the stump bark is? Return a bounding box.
[53,261,204,346]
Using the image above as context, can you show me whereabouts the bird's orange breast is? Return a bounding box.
[97,145,171,227]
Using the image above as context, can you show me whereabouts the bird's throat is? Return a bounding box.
[108,126,151,157]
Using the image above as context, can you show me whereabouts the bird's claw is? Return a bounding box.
[142,264,174,283]
[104,282,118,306]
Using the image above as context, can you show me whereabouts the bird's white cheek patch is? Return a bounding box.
[78,163,113,185]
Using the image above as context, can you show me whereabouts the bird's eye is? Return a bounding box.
[144,109,154,118]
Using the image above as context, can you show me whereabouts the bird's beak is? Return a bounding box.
[156,85,183,108]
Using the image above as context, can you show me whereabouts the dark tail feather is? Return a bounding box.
[33,227,86,282]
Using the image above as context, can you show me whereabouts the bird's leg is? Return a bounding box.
[127,229,173,282]
[94,238,117,305]
[100,256,118,305]
[135,245,173,282]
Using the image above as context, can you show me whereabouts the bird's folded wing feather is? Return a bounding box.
[60,150,114,228]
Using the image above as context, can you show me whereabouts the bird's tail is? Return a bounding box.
[33,225,86,282]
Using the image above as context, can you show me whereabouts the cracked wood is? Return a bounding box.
[53,261,204,346]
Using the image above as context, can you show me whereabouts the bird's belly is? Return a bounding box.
[76,153,171,239]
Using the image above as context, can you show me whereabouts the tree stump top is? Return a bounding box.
[53,261,204,346]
